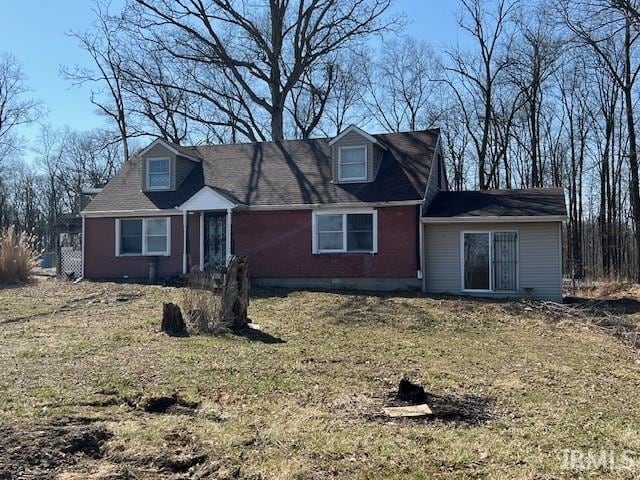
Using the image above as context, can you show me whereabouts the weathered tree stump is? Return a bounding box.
[220,255,249,329]
[397,378,427,404]
[161,302,188,336]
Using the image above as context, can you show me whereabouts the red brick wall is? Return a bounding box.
[84,215,188,279]
[232,205,419,278]
[85,206,419,280]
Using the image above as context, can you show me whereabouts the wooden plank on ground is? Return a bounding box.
[383,404,433,418]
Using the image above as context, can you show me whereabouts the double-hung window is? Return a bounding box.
[338,146,367,181]
[462,231,518,292]
[117,218,171,256]
[146,158,171,190]
[313,211,377,253]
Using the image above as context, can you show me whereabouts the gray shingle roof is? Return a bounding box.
[84,130,437,212]
[423,188,567,218]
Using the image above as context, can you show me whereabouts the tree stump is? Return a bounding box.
[161,302,188,336]
[397,378,427,404]
[220,255,249,329]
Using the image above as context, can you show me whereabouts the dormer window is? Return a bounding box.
[338,146,367,182]
[147,158,171,190]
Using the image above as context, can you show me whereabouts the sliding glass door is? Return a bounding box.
[463,232,491,290]
[463,231,518,292]
[493,232,518,291]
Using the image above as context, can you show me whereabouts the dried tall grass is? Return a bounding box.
[182,270,226,334]
[0,226,38,285]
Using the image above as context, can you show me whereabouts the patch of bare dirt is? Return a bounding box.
[141,393,200,415]
[0,417,111,479]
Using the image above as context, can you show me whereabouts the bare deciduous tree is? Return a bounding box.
[63,1,131,159]
[365,37,443,132]
[444,0,519,189]
[124,0,399,141]
[0,53,39,163]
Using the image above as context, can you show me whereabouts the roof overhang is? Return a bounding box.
[328,124,388,150]
[139,138,201,163]
[242,199,422,211]
[81,208,183,218]
[178,186,237,211]
[421,215,567,223]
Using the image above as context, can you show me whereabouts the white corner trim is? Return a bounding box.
[328,124,387,149]
[422,215,567,224]
[81,215,86,278]
[178,186,236,211]
[139,138,201,163]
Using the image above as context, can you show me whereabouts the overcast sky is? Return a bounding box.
[0,0,461,159]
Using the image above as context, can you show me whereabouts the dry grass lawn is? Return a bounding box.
[1,279,640,479]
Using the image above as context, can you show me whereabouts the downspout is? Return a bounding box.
[226,208,233,264]
[199,212,204,271]
[182,210,188,275]
[419,206,425,292]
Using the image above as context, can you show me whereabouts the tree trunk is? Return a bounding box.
[624,19,640,282]
[269,0,285,141]
[220,255,250,329]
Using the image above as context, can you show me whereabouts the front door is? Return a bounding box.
[204,212,226,268]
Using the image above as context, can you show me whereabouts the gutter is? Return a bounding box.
[421,215,568,223]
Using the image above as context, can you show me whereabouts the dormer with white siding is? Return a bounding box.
[329,125,387,184]
[138,138,201,192]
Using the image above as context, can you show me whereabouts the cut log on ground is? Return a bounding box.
[161,302,188,337]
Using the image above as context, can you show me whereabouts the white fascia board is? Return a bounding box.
[139,138,201,163]
[82,208,183,218]
[82,199,421,216]
[421,215,567,223]
[328,124,387,150]
[245,200,421,211]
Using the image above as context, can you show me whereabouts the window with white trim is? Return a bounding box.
[338,146,367,181]
[117,218,171,256]
[462,231,518,292]
[314,211,377,253]
[146,158,171,190]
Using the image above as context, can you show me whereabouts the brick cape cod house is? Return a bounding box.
[81,125,567,300]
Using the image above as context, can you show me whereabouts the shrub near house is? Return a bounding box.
[0,227,37,285]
